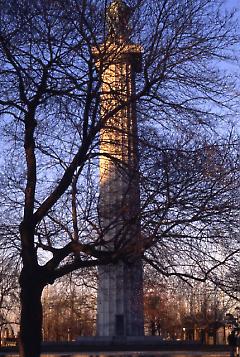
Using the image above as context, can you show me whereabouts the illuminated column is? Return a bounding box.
[94,0,144,336]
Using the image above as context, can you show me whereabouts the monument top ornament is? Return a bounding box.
[92,0,142,73]
[107,0,132,42]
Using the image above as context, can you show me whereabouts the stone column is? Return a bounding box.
[94,0,144,337]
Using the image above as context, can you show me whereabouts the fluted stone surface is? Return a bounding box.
[94,1,144,337]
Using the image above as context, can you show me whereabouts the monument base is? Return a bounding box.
[45,337,229,353]
[1,337,230,354]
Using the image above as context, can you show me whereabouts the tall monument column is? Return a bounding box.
[94,0,144,337]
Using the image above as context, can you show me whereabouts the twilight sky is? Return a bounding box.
[225,0,240,10]
[227,0,240,7]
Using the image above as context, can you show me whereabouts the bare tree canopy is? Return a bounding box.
[0,0,239,356]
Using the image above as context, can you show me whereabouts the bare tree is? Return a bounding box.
[144,275,184,338]
[140,132,240,290]
[42,274,96,341]
[0,252,20,346]
[0,0,239,356]
[144,270,237,342]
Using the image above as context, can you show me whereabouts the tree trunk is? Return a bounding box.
[19,268,44,357]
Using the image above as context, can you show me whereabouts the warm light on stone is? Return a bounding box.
[94,0,144,337]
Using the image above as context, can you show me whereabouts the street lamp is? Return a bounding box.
[67,327,71,342]
[182,327,186,341]
[235,307,240,329]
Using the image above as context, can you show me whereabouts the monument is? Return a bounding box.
[94,0,144,337]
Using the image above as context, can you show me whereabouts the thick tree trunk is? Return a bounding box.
[19,268,45,357]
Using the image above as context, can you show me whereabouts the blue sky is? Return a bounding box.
[227,0,240,7]
[225,0,240,10]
